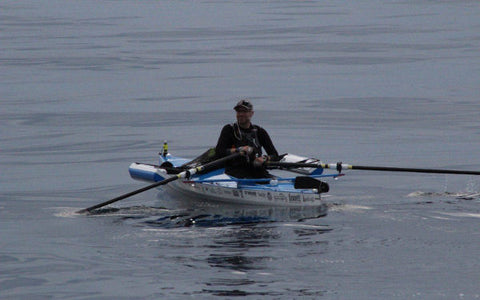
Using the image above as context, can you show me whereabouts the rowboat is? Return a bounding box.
[128,150,335,207]
[77,146,480,214]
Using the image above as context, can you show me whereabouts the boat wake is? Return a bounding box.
[64,202,328,228]
[143,213,274,228]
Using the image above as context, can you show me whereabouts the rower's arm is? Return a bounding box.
[215,124,235,157]
[258,127,279,161]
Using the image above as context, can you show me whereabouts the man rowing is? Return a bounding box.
[215,99,279,179]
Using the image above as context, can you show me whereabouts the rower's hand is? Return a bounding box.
[236,146,253,156]
[253,156,267,168]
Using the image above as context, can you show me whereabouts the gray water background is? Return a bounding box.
[1,1,480,299]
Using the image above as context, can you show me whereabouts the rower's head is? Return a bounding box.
[234,99,254,128]
[234,99,253,112]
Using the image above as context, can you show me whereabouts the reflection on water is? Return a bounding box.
[83,196,331,298]
[201,222,330,297]
[87,196,329,228]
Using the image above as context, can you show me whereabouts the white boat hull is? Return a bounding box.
[167,178,322,206]
[129,155,325,207]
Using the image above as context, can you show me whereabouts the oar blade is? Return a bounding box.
[294,176,329,193]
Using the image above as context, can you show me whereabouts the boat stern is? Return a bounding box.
[129,163,169,183]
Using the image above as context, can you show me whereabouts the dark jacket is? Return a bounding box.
[215,123,279,178]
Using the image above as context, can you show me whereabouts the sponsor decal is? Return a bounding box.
[302,194,320,202]
[273,193,288,202]
[289,194,301,202]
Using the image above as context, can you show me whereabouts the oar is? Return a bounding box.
[77,152,240,214]
[267,161,480,175]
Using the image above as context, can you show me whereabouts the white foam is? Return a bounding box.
[329,204,373,212]
[407,191,480,199]
[282,223,330,230]
[52,207,83,218]
[437,212,480,219]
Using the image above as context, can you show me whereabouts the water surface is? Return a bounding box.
[1,1,480,299]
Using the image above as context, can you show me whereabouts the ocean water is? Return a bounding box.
[1,0,480,299]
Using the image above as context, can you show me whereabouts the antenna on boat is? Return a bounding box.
[161,140,168,157]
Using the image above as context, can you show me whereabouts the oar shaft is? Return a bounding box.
[195,152,241,173]
[266,162,323,169]
[349,165,480,175]
[77,175,180,214]
[268,161,480,176]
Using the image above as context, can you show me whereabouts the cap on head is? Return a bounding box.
[234,99,253,111]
